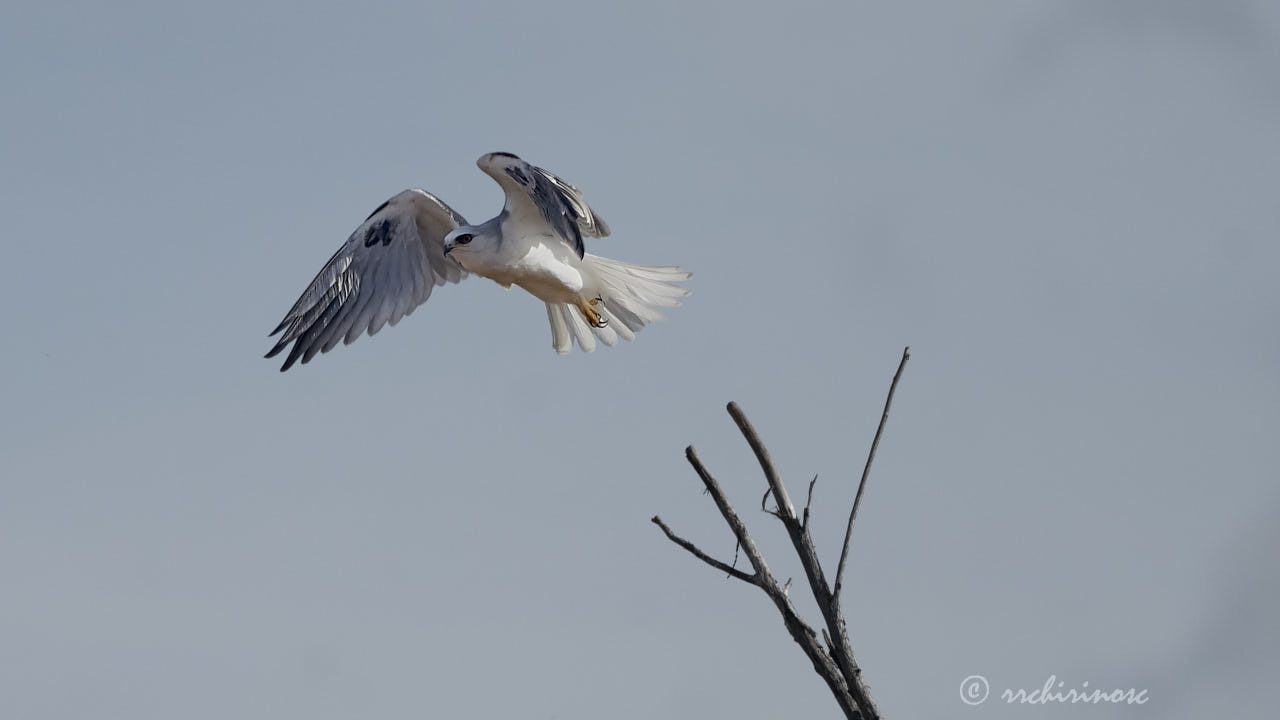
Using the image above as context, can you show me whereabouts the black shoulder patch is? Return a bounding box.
[504,166,531,185]
[490,151,520,160]
[363,218,395,247]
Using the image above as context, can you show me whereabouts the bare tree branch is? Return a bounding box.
[802,474,818,532]
[653,350,909,719]
[729,402,795,519]
[673,446,865,718]
[728,402,855,680]
[651,515,757,584]
[833,346,910,604]
[681,446,771,580]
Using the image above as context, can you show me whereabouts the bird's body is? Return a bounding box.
[457,214,585,302]
[266,152,691,371]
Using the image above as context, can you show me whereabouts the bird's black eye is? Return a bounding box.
[454,233,474,245]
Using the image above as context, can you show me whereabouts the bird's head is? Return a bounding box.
[443,224,498,260]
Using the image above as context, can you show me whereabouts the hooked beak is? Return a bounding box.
[442,244,454,255]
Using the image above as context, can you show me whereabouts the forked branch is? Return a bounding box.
[651,515,756,584]
[652,347,910,720]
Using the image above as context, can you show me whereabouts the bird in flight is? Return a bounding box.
[266,152,691,371]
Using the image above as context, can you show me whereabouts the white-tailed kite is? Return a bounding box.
[266,152,692,371]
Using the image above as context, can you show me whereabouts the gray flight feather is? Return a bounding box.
[266,189,467,371]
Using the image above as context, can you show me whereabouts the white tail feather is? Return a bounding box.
[546,303,572,354]
[543,254,691,353]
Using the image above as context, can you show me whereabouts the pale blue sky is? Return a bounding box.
[2,1,1277,718]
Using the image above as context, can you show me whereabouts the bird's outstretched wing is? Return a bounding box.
[476,152,610,259]
[266,189,467,371]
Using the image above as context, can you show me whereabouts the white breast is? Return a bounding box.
[487,234,585,303]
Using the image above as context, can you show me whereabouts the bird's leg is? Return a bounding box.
[574,295,608,328]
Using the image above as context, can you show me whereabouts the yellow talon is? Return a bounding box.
[575,296,608,328]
